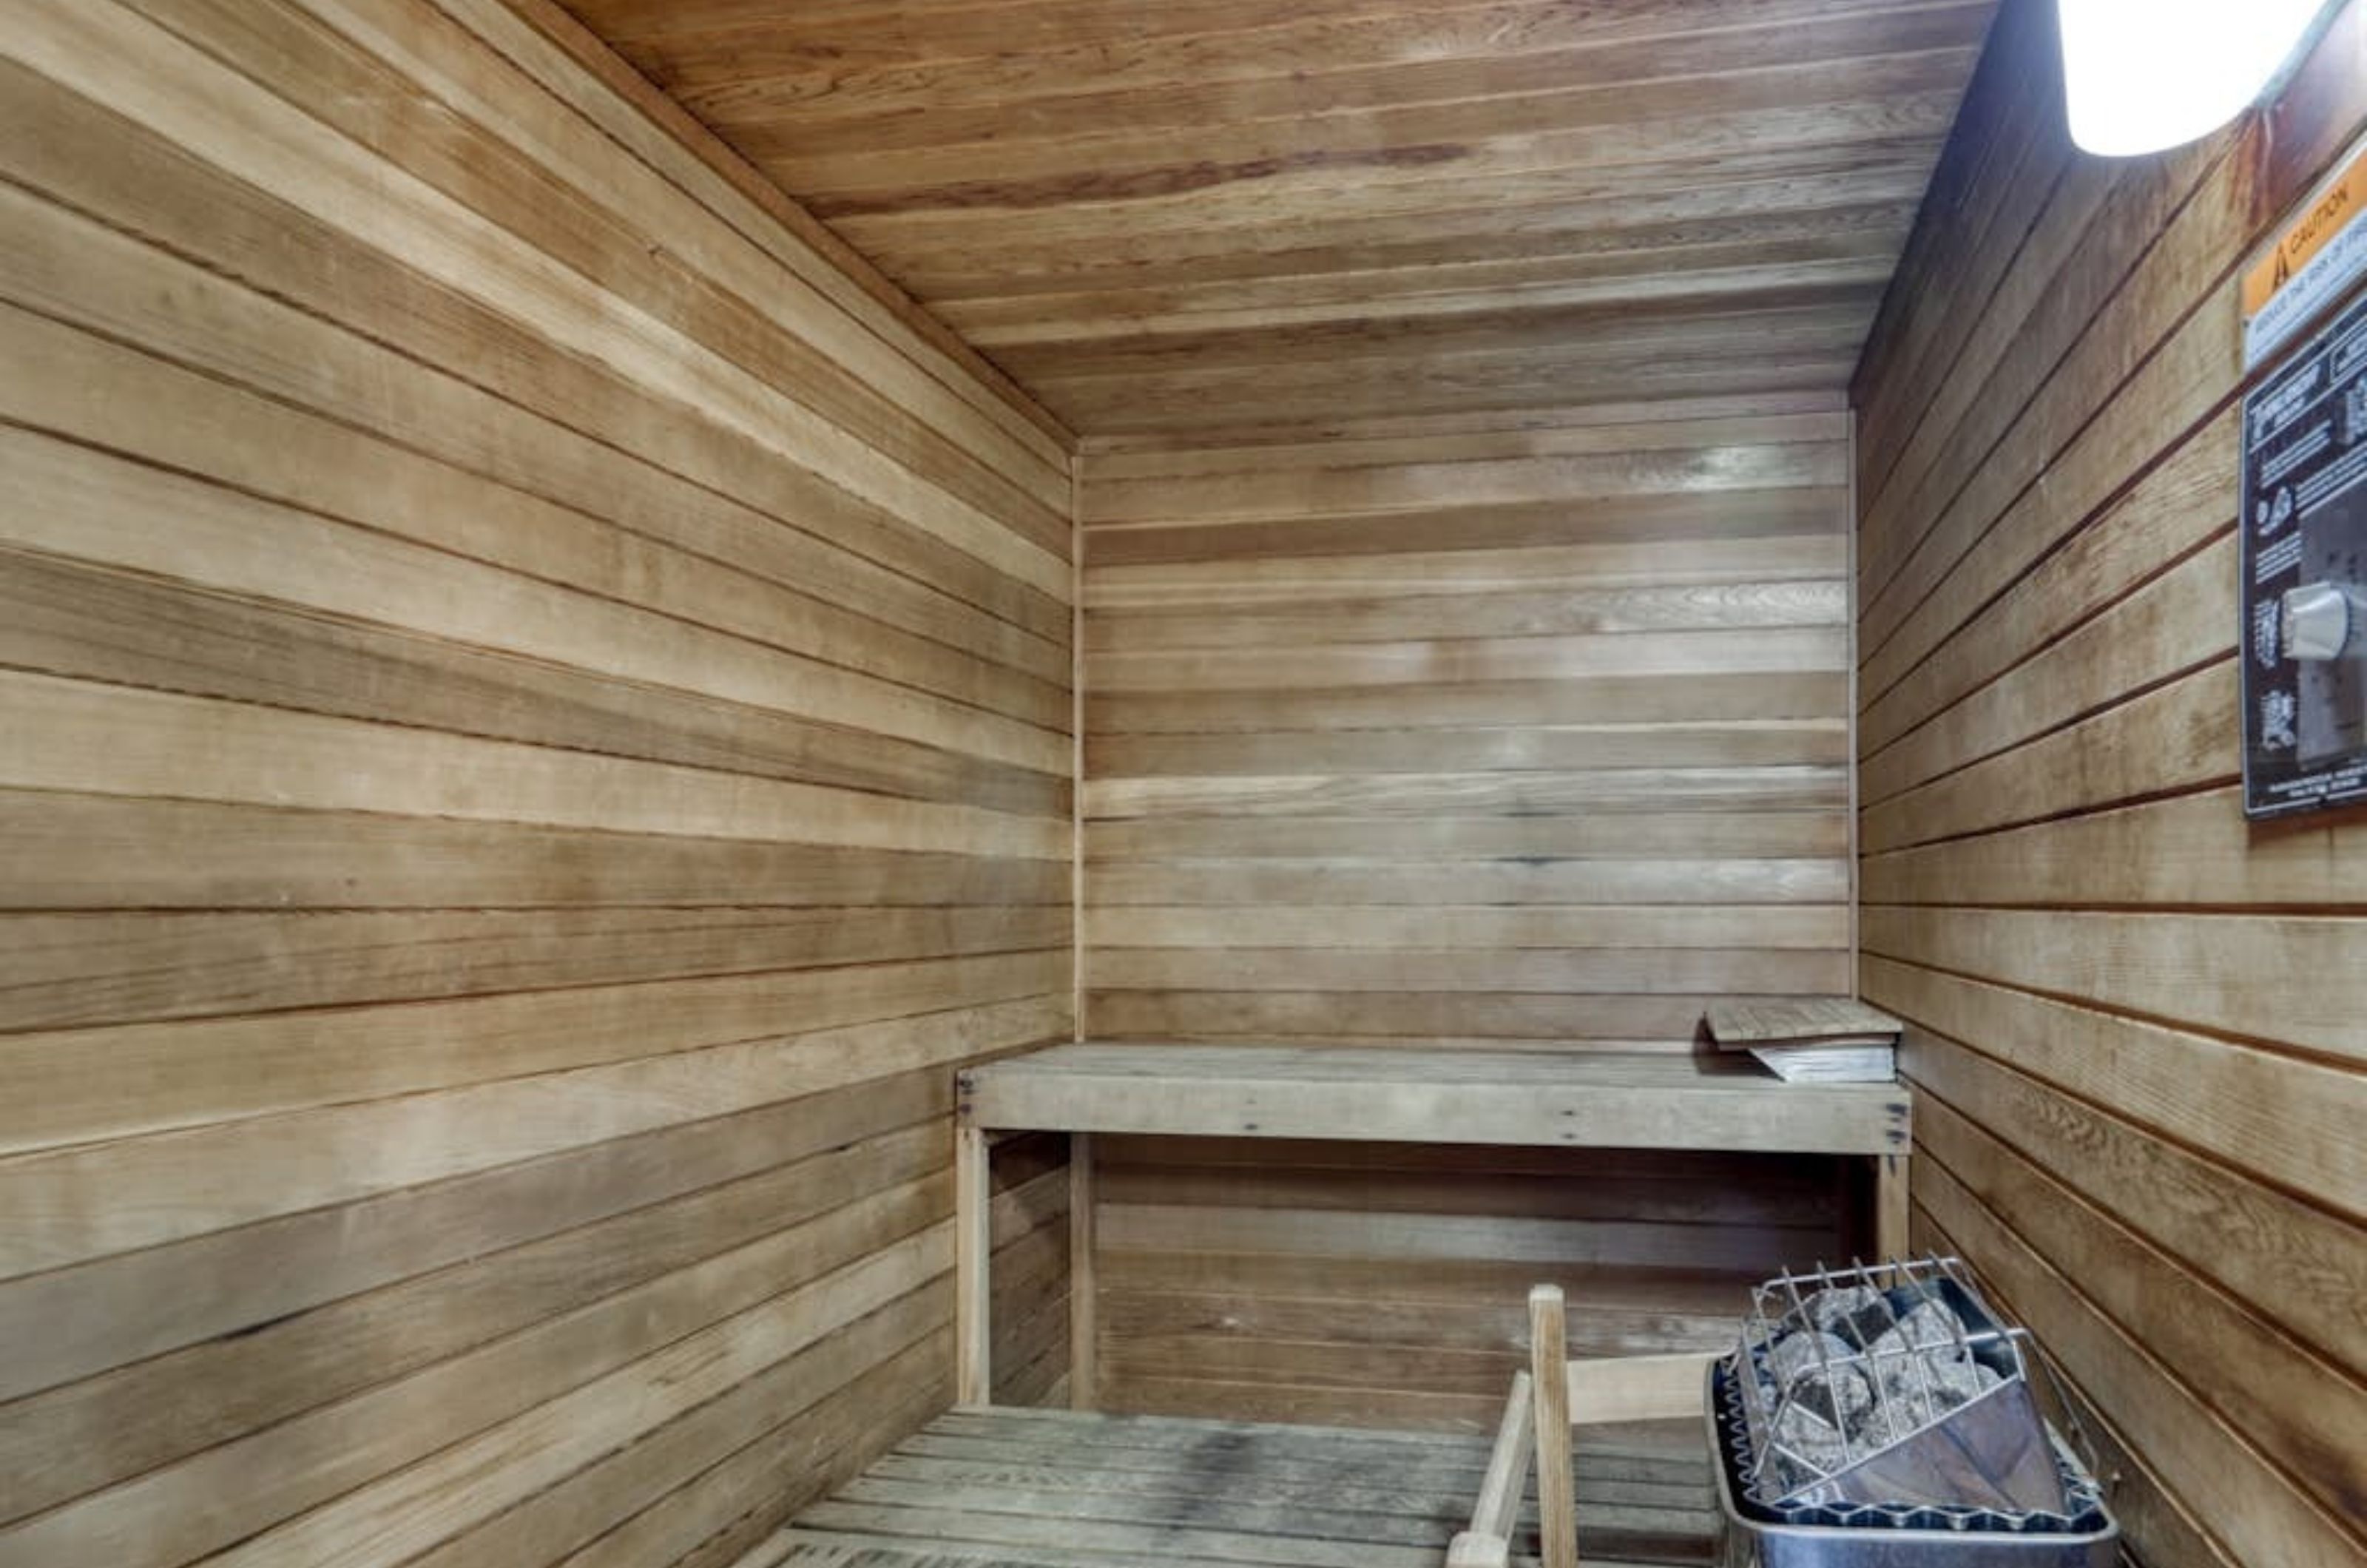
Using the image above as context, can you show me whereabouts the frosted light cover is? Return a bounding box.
[2058,0,2329,156]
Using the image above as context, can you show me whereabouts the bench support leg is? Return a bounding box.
[1069,1132,1098,1410]
[956,1121,991,1405]
[1876,1151,1911,1260]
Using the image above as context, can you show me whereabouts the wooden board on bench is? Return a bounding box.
[962,1042,1909,1156]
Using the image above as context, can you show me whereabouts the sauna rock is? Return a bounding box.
[1758,1283,2004,1473]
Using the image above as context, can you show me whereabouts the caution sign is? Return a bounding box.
[2244,134,2367,370]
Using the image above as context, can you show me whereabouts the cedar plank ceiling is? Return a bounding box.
[556,0,1999,437]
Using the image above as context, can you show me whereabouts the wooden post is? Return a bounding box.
[1447,1366,1533,1568]
[1529,1285,1576,1568]
[1875,1151,1911,1260]
[1068,1131,1098,1410]
[1445,1532,1510,1568]
[956,1118,991,1406]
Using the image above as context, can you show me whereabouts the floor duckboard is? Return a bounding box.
[742,1406,1717,1568]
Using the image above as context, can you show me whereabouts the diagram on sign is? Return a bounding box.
[2241,286,2367,818]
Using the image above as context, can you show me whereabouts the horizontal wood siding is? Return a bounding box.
[1076,402,1857,1427]
[1093,1136,1848,1431]
[0,1,1073,1564]
[1849,3,2367,1564]
[561,0,1994,437]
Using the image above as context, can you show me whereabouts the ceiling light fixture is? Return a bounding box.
[2057,0,2337,157]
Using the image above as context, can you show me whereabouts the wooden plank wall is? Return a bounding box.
[556,0,1993,439]
[1076,399,1858,1427]
[0,1,1076,1564]
[1849,2,2367,1564]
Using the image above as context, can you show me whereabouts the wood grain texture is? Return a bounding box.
[1529,1287,1576,1568]
[557,0,1996,436]
[0,2,1073,1564]
[1081,405,1853,1052]
[742,1403,1718,1568]
[1073,402,1856,1426]
[965,1044,1906,1154]
[1089,1137,1846,1430]
[1850,4,2367,1564]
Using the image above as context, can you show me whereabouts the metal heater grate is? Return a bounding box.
[1709,1257,2118,1566]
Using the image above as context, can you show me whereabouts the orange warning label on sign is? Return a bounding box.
[2245,142,2367,317]
[2243,132,2367,370]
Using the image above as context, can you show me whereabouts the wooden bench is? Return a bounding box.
[956,1042,1911,1406]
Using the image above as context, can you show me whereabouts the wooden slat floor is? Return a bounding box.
[738,1406,1718,1568]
